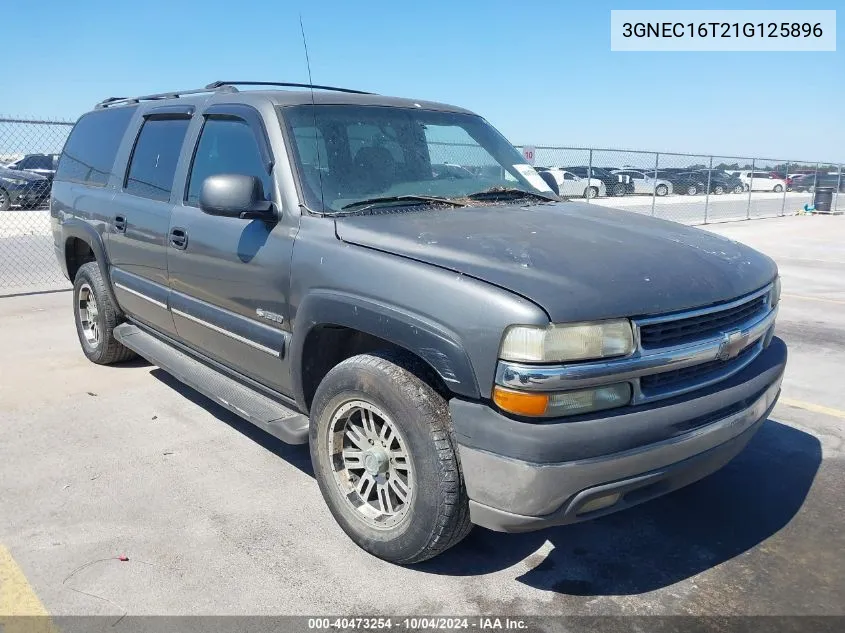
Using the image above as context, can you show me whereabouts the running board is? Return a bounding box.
[114,323,309,444]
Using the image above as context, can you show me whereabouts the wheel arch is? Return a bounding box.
[290,291,480,413]
[61,219,121,313]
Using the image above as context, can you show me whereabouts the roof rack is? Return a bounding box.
[204,81,373,95]
[94,85,237,109]
[94,80,373,109]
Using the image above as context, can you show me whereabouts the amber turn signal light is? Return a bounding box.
[492,386,549,416]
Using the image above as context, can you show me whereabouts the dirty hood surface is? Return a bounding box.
[334,203,777,322]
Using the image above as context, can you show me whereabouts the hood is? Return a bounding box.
[334,203,777,322]
[0,166,46,182]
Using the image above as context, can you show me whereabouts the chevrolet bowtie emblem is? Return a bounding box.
[716,330,745,361]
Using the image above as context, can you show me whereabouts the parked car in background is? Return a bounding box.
[5,153,59,180]
[565,166,629,196]
[736,171,786,192]
[0,165,51,210]
[791,172,845,193]
[690,170,745,195]
[656,170,708,195]
[611,170,672,196]
[535,167,605,198]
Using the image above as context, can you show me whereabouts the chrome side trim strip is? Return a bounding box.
[171,308,279,357]
[496,306,778,394]
[114,282,168,310]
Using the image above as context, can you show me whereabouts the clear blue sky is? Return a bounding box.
[5,0,842,161]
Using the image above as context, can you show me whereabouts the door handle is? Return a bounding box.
[169,227,188,250]
[113,215,127,233]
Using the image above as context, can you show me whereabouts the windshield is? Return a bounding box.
[281,105,554,213]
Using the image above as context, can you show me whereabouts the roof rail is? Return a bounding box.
[94,84,238,109]
[205,81,373,95]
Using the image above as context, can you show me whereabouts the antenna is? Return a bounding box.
[299,14,325,212]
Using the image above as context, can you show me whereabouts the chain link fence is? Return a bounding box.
[1,116,843,294]
[1,117,74,294]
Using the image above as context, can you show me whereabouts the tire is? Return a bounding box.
[583,186,598,199]
[655,184,668,197]
[611,183,626,197]
[0,188,10,211]
[773,184,784,193]
[712,185,724,195]
[72,262,136,365]
[733,185,744,194]
[686,184,698,196]
[808,185,815,193]
[309,352,472,564]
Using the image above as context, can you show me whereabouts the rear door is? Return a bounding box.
[108,107,193,335]
[167,104,296,394]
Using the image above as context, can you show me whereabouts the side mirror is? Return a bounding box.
[199,174,276,221]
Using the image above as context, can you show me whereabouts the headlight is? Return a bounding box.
[771,276,781,308]
[493,383,632,417]
[1,178,27,186]
[500,320,634,363]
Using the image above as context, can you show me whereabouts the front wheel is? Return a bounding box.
[773,184,784,193]
[713,185,725,195]
[611,183,626,197]
[655,184,668,197]
[309,352,472,564]
[0,188,10,211]
[686,184,698,195]
[733,185,744,194]
[583,186,598,199]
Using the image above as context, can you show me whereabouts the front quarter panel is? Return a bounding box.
[288,215,548,405]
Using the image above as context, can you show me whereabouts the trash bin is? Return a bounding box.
[813,187,834,212]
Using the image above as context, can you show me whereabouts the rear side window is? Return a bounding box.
[125,118,191,201]
[55,107,137,186]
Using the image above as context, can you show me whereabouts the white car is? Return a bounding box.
[612,169,673,196]
[736,170,786,192]
[535,167,606,198]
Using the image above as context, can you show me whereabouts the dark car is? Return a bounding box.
[51,80,786,564]
[0,165,51,210]
[691,170,745,195]
[656,170,708,195]
[791,172,845,193]
[565,166,629,196]
[5,153,59,181]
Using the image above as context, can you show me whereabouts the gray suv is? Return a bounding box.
[52,81,787,564]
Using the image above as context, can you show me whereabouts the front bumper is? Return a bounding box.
[450,337,787,532]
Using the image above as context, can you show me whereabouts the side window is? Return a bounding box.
[124,117,190,201]
[55,106,137,186]
[631,171,644,179]
[186,117,271,206]
[563,172,576,180]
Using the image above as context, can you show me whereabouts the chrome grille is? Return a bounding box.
[640,344,759,395]
[639,294,768,349]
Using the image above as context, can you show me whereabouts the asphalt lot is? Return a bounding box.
[0,215,844,619]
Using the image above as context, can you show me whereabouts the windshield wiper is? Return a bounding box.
[466,187,557,203]
[341,195,467,212]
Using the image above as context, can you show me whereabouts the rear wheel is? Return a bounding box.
[310,352,472,564]
[611,183,626,197]
[73,262,136,365]
[686,184,698,195]
[773,184,784,193]
[733,185,744,194]
[583,186,598,199]
[655,184,668,197]
[0,188,10,211]
[713,185,725,195]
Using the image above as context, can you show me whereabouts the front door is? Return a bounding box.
[166,105,298,396]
